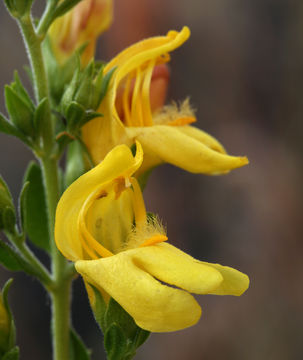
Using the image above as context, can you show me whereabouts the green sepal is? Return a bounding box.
[52,0,83,19]
[89,287,150,360]
[70,328,91,360]
[98,66,116,105]
[1,208,16,235]
[11,72,34,111]
[0,241,35,276]
[3,0,19,17]
[0,113,32,147]
[4,86,34,137]
[104,324,129,360]
[42,36,82,106]
[74,62,95,109]
[78,111,102,129]
[2,279,16,351]
[104,298,150,353]
[0,177,15,232]
[33,98,49,139]
[2,347,19,360]
[18,181,29,232]
[90,286,107,332]
[66,102,86,132]
[65,140,85,188]
[22,162,50,253]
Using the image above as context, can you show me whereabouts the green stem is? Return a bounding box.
[16,239,53,286]
[18,13,72,360]
[37,0,58,37]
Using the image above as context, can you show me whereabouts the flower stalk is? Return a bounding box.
[17,11,72,360]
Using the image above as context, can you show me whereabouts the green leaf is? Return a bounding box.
[66,102,85,132]
[65,141,85,188]
[33,98,49,137]
[0,241,41,278]
[2,207,16,235]
[4,86,34,136]
[0,176,15,231]
[2,347,19,360]
[70,329,91,360]
[18,181,29,232]
[11,71,34,111]
[0,241,26,272]
[104,324,128,360]
[22,162,50,253]
[2,279,16,350]
[0,113,31,146]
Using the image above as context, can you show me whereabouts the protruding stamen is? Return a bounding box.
[131,68,144,126]
[130,177,147,226]
[122,75,132,126]
[142,60,155,126]
[139,234,168,247]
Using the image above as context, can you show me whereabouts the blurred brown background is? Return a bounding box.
[1,0,303,359]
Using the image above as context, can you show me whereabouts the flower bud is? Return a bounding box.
[49,0,113,65]
[0,296,10,353]
[0,177,15,232]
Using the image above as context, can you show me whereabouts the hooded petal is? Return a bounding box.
[130,243,224,294]
[55,143,143,260]
[75,251,202,332]
[126,125,248,174]
[199,262,250,296]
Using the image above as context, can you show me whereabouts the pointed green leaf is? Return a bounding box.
[0,241,41,278]
[12,71,34,111]
[65,141,85,188]
[18,181,29,232]
[2,207,16,235]
[2,279,16,350]
[0,176,15,232]
[0,241,26,272]
[0,113,31,146]
[66,102,85,132]
[22,162,50,253]
[33,98,49,136]
[70,329,91,360]
[4,86,34,136]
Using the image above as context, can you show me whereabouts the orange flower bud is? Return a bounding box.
[49,0,113,65]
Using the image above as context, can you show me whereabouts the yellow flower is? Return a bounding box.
[0,294,10,352]
[49,0,113,65]
[82,26,248,175]
[55,143,249,332]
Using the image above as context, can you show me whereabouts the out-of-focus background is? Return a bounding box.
[1,0,303,359]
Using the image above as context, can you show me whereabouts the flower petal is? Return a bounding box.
[200,262,250,296]
[130,243,223,294]
[55,143,142,260]
[126,125,249,174]
[75,251,202,332]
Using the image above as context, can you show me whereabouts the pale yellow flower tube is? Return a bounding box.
[55,143,249,332]
[82,26,249,175]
